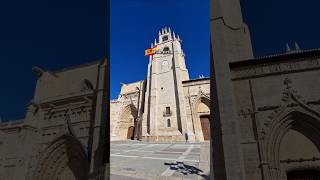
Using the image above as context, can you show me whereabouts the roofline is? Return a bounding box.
[182,77,210,84]
[52,59,106,73]
[229,48,320,69]
[121,80,145,86]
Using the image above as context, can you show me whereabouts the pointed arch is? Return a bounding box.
[263,101,320,179]
[34,135,89,180]
[114,104,138,140]
[192,95,210,141]
[119,104,138,120]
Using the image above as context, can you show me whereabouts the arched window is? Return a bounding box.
[163,47,170,52]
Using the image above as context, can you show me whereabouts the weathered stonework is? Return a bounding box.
[211,0,320,179]
[230,51,320,180]
[0,60,109,180]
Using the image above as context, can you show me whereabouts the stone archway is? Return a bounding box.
[34,135,89,180]
[117,104,138,140]
[192,96,210,141]
[264,109,320,180]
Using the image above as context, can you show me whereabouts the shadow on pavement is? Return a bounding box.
[164,162,210,179]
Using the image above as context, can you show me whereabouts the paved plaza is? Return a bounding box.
[110,141,210,180]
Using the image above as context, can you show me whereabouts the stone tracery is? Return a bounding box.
[260,79,320,179]
[33,135,89,180]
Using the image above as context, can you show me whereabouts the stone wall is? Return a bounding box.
[0,60,108,180]
[230,52,320,179]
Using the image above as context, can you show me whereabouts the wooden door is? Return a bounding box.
[127,126,135,140]
[200,115,211,141]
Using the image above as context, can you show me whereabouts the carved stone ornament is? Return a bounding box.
[260,77,320,139]
[32,66,45,78]
[80,79,94,92]
[27,102,39,115]
[64,109,76,137]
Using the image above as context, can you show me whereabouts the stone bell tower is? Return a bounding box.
[141,27,191,141]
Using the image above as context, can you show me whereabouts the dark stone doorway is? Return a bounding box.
[287,170,320,180]
[200,115,211,141]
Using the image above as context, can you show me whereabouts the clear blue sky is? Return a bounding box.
[241,0,320,57]
[0,0,107,121]
[110,0,210,99]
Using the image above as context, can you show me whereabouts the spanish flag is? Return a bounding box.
[145,46,157,56]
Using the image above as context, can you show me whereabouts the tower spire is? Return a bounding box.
[286,43,291,52]
[295,42,300,50]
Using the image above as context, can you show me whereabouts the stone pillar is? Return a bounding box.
[210,0,253,179]
[88,59,109,179]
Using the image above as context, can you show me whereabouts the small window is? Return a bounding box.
[167,119,171,127]
[163,47,170,52]
[162,35,168,42]
[166,107,171,114]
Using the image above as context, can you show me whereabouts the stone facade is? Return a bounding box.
[211,0,320,179]
[110,28,211,142]
[0,60,109,180]
[230,51,320,180]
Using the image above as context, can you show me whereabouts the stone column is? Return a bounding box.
[210,0,253,179]
[88,59,109,179]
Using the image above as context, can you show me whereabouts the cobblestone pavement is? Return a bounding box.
[110,141,210,180]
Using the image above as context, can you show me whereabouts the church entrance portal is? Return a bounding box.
[34,135,89,180]
[115,104,138,140]
[127,126,135,140]
[200,115,211,141]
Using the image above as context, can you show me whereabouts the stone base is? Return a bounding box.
[141,134,197,142]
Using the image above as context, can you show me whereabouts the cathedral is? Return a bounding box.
[110,27,210,142]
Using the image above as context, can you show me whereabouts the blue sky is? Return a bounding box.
[110,0,210,99]
[241,0,320,57]
[0,0,107,120]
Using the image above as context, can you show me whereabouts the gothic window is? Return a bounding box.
[167,119,171,127]
[162,60,169,72]
[166,107,171,114]
[162,35,168,42]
